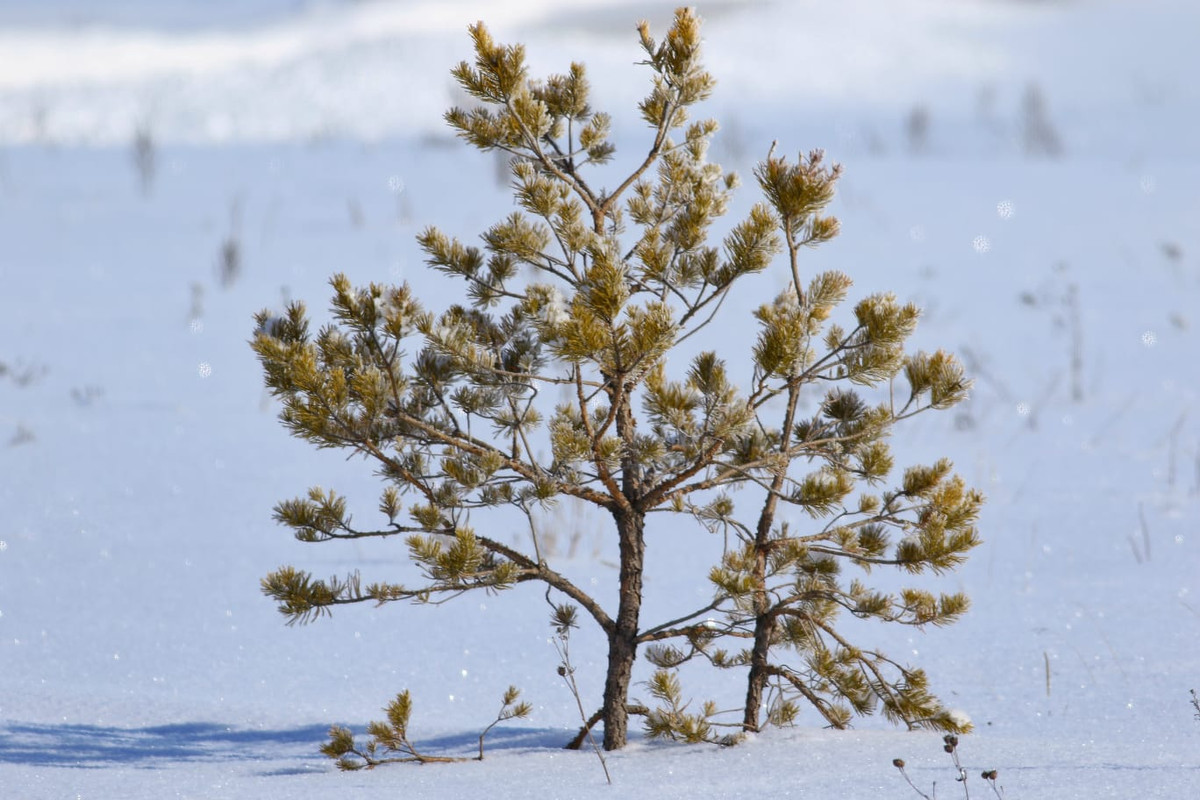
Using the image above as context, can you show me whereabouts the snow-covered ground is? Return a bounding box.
[2,1,1198,797]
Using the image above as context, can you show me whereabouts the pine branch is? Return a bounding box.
[637,598,726,642]
[599,108,674,226]
[640,435,727,508]
[573,365,628,510]
[473,532,616,634]
[763,664,846,728]
[261,563,520,625]
[477,686,533,760]
[385,397,614,509]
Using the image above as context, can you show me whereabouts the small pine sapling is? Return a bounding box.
[638,148,981,740]
[254,8,772,752]
[253,6,982,758]
[322,686,531,770]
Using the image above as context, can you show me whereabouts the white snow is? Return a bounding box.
[2,0,1199,797]
[946,709,972,731]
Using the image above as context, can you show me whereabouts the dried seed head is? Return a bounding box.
[893,758,906,769]
[982,770,999,781]
[556,665,567,676]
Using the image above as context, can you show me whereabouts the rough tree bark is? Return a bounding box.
[602,505,645,750]
[743,383,802,732]
[597,375,647,751]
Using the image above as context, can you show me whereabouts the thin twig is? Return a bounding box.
[892,759,932,800]
[547,592,611,784]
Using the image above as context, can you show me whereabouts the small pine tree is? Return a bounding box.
[252,7,981,754]
[638,150,982,734]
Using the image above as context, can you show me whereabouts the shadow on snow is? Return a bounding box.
[0,721,566,769]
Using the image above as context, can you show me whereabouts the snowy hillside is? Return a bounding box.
[1,1,1198,797]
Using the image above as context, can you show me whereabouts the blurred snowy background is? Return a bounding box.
[1,0,1195,157]
[1,1,1198,797]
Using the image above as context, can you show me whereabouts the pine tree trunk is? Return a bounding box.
[601,504,645,750]
[743,609,774,732]
[600,377,645,751]
[742,503,774,732]
[744,382,802,732]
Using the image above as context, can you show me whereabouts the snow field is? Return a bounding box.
[2,1,1199,797]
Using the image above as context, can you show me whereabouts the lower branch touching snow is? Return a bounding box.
[321,687,531,770]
